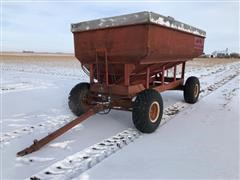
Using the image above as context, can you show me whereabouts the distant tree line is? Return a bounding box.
[200,52,240,58]
[229,53,240,58]
[22,50,34,53]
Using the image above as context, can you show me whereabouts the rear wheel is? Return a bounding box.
[68,82,90,116]
[184,76,200,104]
[132,89,163,133]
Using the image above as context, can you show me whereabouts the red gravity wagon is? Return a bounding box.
[17,11,206,156]
[69,11,206,132]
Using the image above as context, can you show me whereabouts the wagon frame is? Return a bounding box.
[85,48,186,111]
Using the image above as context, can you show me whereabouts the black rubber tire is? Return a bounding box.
[184,76,200,104]
[68,82,90,116]
[132,89,163,133]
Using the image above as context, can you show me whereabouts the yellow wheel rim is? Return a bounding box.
[149,101,160,123]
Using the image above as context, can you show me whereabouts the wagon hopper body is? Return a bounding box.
[17,12,206,156]
[71,11,205,100]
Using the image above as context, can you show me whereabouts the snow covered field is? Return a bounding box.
[1,54,239,179]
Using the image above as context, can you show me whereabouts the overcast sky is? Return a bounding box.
[1,1,239,54]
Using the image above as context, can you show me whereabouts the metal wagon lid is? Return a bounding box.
[71,11,206,37]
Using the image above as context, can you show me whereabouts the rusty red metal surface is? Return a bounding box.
[73,24,205,65]
[73,23,204,98]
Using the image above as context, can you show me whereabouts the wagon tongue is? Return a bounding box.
[17,140,41,156]
[16,106,100,156]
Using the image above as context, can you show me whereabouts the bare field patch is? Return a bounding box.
[1,53,240,66]
[1,53,239,69]
[1,52,79,68]
[189,57,240,67]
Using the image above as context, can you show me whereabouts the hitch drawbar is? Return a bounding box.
[17,107,97,156]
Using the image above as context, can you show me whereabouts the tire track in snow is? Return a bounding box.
[0,64,87,80]
[29,129,141,180]
[0,114,74,146]
[0,81,55,94]
[2,63,236,146]
[160,67,240,126]
[28,64,240,180]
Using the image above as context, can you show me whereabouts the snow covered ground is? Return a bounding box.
[0,54,239,179]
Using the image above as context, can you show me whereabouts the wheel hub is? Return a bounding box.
[193,84,199,98]
[149,101,160,123]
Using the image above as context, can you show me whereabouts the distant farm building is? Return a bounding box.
[211,48,229,58]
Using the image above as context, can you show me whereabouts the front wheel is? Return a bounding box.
[184,76,200,104]
[68,82,90,116]
[132,89,163,133]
